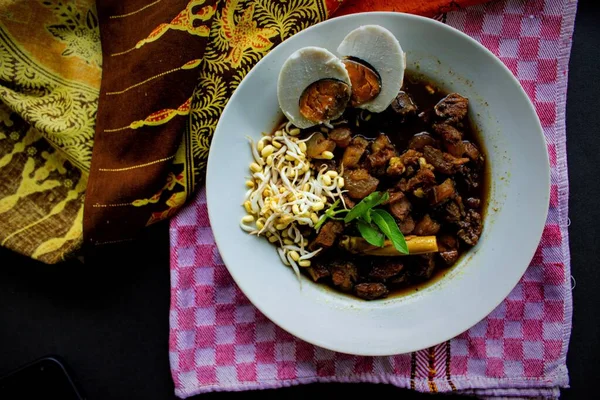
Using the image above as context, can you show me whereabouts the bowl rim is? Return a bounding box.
[206,11,550,355]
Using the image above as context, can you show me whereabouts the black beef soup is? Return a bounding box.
[243,72,488,301]
[301,73,488,299]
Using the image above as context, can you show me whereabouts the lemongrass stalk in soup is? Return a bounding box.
[339,236,439,256]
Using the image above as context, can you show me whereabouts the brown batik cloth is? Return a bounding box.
[83,0,217,246]
[85,0,332,246]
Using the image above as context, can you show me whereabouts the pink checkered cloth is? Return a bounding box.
[168,0,576,398]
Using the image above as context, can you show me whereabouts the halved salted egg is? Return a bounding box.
[278,47,351,129]
[337,25,406,113]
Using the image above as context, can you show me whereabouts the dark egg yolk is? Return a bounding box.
[299,79,351,123]
[342,58,381,107]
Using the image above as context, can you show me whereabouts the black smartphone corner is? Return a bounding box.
[0,356,85,400]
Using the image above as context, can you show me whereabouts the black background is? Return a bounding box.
[1,2,599,399]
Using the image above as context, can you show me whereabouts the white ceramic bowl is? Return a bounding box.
[206,12,549,356]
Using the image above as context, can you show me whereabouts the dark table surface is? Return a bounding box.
[1,2,599,399]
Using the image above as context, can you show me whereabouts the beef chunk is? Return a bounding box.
[423,145,469,174]
[429,178,456,205]
[367,134,397,168]
[433,123,463,144]
[399,149,422,166]
[343,168,379,199]
[329,127,352,148]
[457,209,483,246]
[398,168,436,192]
[371,133,391,153]
[388,192,414,234]
[439,251,459,266]
[383,190,404,205]
[424,145,455,174]
[342,194,356,209]
[434,93,468,124]
[398,215,415,235]
[439,233,459,250]
[307,261,330,282]
[354,283,389,300]
[444,141,466,158]
[342,136,369,168]
[465,197,481,209]
[387,149,425,177]
[388,193,411,220]
[309,221,343,251]
[438,234,459,266]
[367,165,388,178]
[441,150,469,168]
[459,165,482,191]
[306,132,336,159]
[441,200,464,224]
[434,124,466,158]
[369,259,404,280]
[390,91,417,119]
[387,157,406,176]
[331,261,358,291]
[390,273,408,284]
[413,214,441,236]
[410,254,436,280]
[463,141,483,163]
[443,138,482,161]
[386,149,423,177]
[409,132,439,151]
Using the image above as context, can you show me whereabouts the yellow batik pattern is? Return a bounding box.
[185,0,327,189]
[0,25,98,172]
[0,0,100,263]
[0,103,87,263]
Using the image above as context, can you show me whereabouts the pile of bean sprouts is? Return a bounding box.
[240,122,346,280]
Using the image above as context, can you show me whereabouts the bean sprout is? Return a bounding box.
[241,123,346,276]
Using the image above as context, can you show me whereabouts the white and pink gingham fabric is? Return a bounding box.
[168,0,576,398]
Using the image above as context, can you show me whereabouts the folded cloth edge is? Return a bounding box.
[173,365,568,398]
[554,0,577,390]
